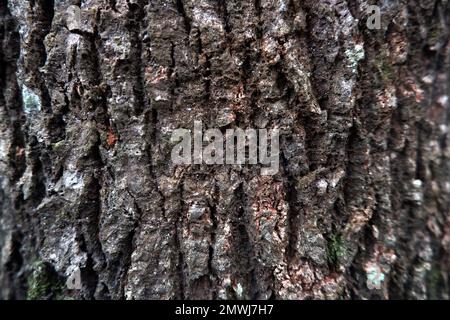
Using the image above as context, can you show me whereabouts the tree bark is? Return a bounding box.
[0,0,449,300]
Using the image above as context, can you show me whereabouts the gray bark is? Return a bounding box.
[0,0,449,299]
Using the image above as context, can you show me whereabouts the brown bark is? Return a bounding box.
[0,0,449,299]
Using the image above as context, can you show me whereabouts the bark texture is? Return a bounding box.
[0,0,449,300]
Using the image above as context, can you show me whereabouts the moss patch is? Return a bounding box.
[327,234,346,266]
[27,261,65,300]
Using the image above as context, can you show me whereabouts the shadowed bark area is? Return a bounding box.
[0,0,449,300]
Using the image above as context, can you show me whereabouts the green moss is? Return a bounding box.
[27,261,65,300]
[327,234,346,266]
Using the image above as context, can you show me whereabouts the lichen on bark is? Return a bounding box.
[0,0,449,300]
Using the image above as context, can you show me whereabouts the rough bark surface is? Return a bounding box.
[0,0,449,300]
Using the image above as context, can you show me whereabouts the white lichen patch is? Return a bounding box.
[365,262,385,290]
[1,232,14,265]
[103,35,132,60]
[345,43,365,72]
[316,179,328,195]
[188,203,207,221]
[193,7,224,32]
[22,85,41,113]
[19,166,33,200]
[410,179,424,203]
[437,95,449,107]
[66,5,81,31]
[412,179,423,188]
[377,86,397,110]
[233,282,244,299]
[62,170,85,191]
[0,138,9,162]
[152,89,170,102]
[329,169,345,188]
[421,74,434,84]
[7,1,29,39]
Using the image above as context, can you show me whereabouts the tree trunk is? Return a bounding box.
[0,0,449,300]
